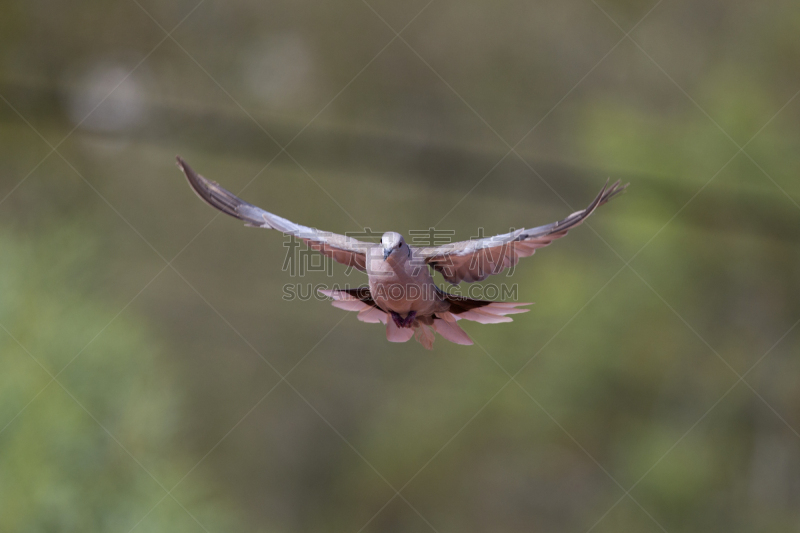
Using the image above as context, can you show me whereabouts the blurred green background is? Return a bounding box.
[1,0,799,531]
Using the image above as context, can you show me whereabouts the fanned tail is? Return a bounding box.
[318,287,387,324]
[441,291,532,324]
[319,288,530,349]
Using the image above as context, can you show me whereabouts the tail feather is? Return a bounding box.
[414,324,436,349]
[387,320,415,343]
[457,309,515,324]
[319,287,530,348]
[432,314,473,345]
[330,299,371,312]
[441,291,531,324]
[319,288,388,324]
[358,306,387,324]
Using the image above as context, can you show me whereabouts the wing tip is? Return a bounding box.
[600,179,629,205]
[578,178,628,219]
[175,156,256,224]
[175,156,196,183]
[175,156,208,198]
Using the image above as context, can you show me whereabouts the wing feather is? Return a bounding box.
[416,180,627,284]
[178,157,372,271]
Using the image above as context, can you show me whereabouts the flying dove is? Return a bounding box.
[177,157,627,349]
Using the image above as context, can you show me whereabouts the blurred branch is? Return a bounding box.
[2,78,798,244]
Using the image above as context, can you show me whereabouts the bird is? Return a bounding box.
[177,157,627,349]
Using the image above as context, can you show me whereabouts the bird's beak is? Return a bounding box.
[383,248,391,261]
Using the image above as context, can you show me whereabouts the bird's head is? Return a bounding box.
[381,232,407,261]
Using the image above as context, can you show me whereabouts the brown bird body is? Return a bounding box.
[177,157,626,349]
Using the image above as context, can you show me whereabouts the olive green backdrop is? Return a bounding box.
[1,0,799,531]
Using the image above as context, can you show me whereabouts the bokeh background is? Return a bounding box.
[2,0,799,531]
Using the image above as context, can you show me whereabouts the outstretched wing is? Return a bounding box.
[178,157,372,271]
[415,180,627,284]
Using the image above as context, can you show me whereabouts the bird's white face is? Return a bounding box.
[381,232,405,261]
